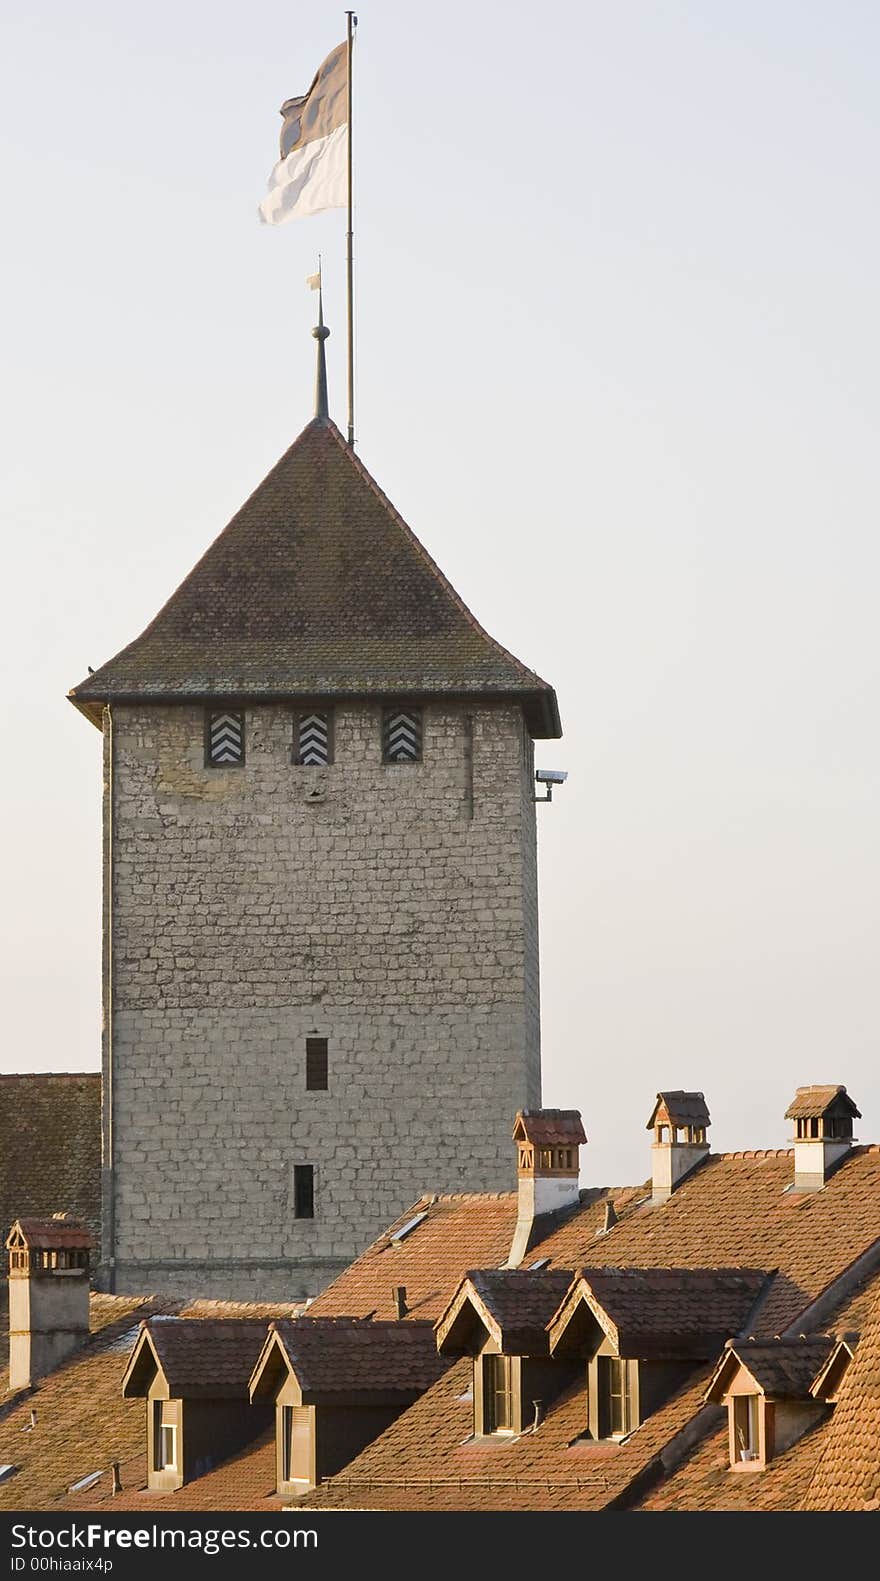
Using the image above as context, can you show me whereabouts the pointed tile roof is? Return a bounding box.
[69,418,560,737]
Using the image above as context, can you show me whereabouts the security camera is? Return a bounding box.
[534,768,568,803]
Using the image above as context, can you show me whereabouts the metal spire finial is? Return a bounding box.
[309,257,329,421]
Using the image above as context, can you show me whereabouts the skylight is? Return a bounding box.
[68,1470,103,1495]
[528,1257,551,1270]
[389,1211,428,1244]
[0,1467,16,1484]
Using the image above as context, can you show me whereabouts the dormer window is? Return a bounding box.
[482,1354,517,1435]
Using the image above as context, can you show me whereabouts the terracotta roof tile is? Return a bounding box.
[514,1112,587,1148]
[438,1270,574,1355]
[297,1357,714,1511]
[785,1086,861,1121]
[7,1217,92,1252]
[646,1092,710,1129]
[69,419,560,738]
[267,1317,449,1396]
[0,1294,299,1511]
[710,1338,835,1399]
[803,1280,880,1509]
[127,1318,272,1398]
[552,1266,768,1359]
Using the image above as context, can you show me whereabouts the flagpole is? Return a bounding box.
[346,11,357,447]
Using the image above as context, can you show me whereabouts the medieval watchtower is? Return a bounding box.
[68,324,561,1300]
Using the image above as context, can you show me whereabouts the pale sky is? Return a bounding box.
[2,0,879,1186]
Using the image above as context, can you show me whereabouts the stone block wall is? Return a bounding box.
[101,699,541,1299]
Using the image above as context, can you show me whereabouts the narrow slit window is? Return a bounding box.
[305,1037,328,1091]
[382,707,422,763]
[293,1164,315,1219]
[206,710,244,766]
[295,711,332,766]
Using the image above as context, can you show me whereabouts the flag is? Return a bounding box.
[306,272,321,290]
[259,41,347,225]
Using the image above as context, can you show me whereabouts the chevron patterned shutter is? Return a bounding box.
[382,707,422,763]
[206,711,244,766]
[295,711,332,766]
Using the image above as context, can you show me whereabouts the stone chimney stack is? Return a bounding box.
[647,1092,710,1204]
[506,1110,586,1268]
[6,1215,92,1389]
[785,1086,860,1191]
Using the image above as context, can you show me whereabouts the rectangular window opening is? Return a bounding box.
[305,1037,328,1091]
[295,711,332,767]
[483,1354,515,1435]
[281,1405,293,1483]
[598,1356,634,1439]
[293,1164,315,1220]
[382,707,422,764]
[206,710,244,767]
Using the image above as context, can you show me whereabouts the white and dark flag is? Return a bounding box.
[259,41,347,225]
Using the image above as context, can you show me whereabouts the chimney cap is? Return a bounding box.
[512,1110,587,1148]
[646,1092,710,1131]
[5,1216,92,1252]
[785,1085,861,1122]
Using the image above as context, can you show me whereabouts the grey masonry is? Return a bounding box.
[70,402,561,1300]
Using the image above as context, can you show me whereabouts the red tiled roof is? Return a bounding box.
[0,1294,300,1512]
[513,1112,587,1148]
[68,419,560,738]
[263,1317,449,1397]
[550,1267,768,1360]
[123,1318,273,1399]
[437,1270,574,1356]
[7,1216,92,1252]
[297,1357,714,1511]
[706,1338,835,1401]
[803,1282,880,1510]
[646,1092,710,1129]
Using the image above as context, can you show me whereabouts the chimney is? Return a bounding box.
[5,1214,92,1390]
[506,1109,586,1268]
[647,1092,710,1204]
[393,1285,408,1320]
[785,1085,861,1191]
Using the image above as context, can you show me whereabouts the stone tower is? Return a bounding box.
[68,339,561,1300]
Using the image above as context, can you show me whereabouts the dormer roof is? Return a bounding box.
[121,1318,271,1400]
[249,1317,448,1403]
[705,1336,835,1403]
[646,1092,711,1131]
[68,418,560,738]
[512,1111,587,1149]
[785,1086,861,1122]
[548,1266,769,1360]
[436,1269,573,1357]
[5,1216,92,1252]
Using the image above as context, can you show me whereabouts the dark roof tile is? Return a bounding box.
[69,420,560,737]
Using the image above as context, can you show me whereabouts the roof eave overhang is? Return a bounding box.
[66,685,562,739]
